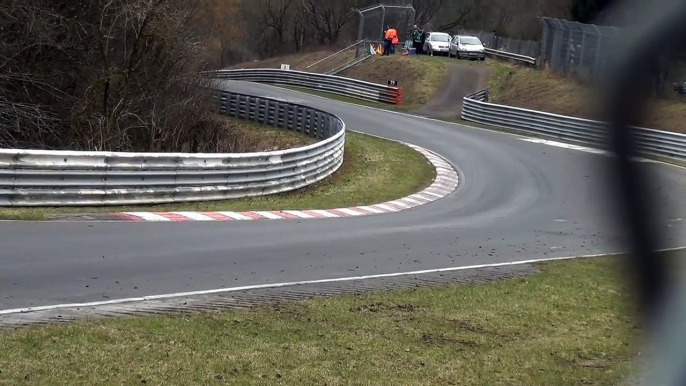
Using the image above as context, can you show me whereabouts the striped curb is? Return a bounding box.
[51,144,458,222]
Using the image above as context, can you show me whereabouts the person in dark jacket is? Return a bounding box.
[411,25,423,55]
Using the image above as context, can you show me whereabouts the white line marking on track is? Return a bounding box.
[519,138,609,155]
[335,208,365,216]
[423,191,444,198]
[2,247,682,315]
[254,211,284,220]
[122,212,172,221]
[410,194,433,202]
[282,210,315,219]
[217,211,252,220]
[400,197,424,205]
[356,206,384,214]
[308,209,339,218]
[171,212,215,221]
[374,204,399,212]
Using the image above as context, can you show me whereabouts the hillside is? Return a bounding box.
[229,50,355,74]
[338,56,446,108]
[489,64,686,134]
[231,52,449,110]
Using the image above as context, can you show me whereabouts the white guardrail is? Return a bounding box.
[204,68,402,105]
[0,89,345,206]
[484,48,536,65]
[462,90,686,161]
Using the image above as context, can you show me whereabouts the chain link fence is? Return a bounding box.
[454,29,541,59]
[356,3,415,47]
[539,17,622,82]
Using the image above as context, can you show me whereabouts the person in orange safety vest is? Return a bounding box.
[383,26,398,55]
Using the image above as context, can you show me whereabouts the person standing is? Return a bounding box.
[390,26,398,54]
[411,25,423,55]
[383,25,393,55]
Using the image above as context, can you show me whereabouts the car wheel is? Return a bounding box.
[480,57,485,61]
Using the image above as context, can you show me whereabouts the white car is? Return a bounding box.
[423,32,451,56]
[449,35,486,61]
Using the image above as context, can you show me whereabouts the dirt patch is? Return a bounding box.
[490,64,686,134]
[420,333,480,348]
[415,61,493,119]
[350,302,420,314]
[338,55,447,108]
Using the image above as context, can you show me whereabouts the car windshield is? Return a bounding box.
[430,34,450,42]
[459,37,482,45]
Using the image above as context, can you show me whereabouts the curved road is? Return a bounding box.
[1,80,685,311]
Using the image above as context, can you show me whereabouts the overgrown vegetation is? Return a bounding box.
[0,0,242,152]
[0,255,648,385]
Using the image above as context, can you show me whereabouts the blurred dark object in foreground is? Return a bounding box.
[602,0,686,385]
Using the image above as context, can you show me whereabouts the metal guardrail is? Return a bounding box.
[0,90,346,206]
[484,48,537,65]
[205,68,402,105]
[462,90,686,161]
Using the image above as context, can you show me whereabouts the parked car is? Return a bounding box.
[423,32,452,56]
[449,35,486,61]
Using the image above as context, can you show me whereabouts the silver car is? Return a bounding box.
[423,32,452,56]
[449,35,486,61]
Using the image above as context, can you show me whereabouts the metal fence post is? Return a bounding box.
[356,9,364,57]
[379,5,386,42]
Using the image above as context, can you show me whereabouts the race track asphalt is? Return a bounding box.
[1,80,685,311]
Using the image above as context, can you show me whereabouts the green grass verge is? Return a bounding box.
[0,131,436,220]
[0,253,664,385]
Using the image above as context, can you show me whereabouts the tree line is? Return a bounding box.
[0,0,618,152]
[220,0,599,64]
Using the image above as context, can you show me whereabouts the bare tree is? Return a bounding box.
[412,0,441,26]
[435,0,483,31]
[260,0,295,45]
[306,0,357,44]
[0,0,225,152]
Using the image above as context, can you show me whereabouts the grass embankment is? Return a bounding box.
[0,253,660,385]
[229,49,355,74]
[338,55,447,110]
[279,55,447,112]
[0,116,436,220]
[488,63,686,134]
[215,115,316,152]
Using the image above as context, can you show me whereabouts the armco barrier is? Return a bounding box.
[205,68,402,105]
[484,48,537,65]
[462,90,686,161]
[0,90,345,206]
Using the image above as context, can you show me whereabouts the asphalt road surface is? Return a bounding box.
[1,80,685,311]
